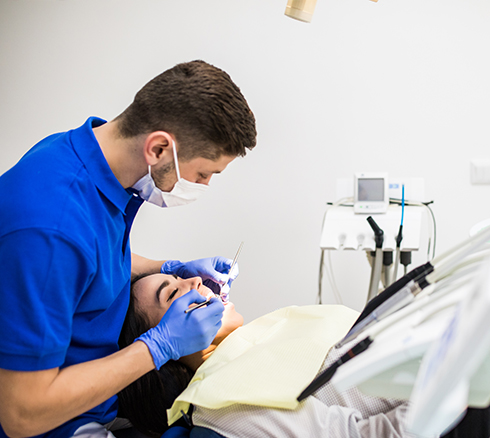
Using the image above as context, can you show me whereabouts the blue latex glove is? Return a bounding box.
[136,290,224,369]
[162,256,239,295]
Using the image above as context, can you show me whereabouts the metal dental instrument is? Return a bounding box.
[185,298,213,314]
[366,216,384,302]
[220,241,244,303]
[393,184,405,282]
[336,280,420,348]
[297,337,373,402]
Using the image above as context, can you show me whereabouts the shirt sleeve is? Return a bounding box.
[0,227,95,371]
[358,403,413,438]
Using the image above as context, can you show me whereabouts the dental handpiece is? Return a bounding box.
[220,242,244,303]
[297,337,373,401]
[335,282,418,348]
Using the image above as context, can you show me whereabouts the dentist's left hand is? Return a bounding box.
[161,256,239,294]
[136,290,224,369]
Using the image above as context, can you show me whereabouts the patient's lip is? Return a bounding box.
[202,289,232,307]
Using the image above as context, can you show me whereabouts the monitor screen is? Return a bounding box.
[358,178,385,202]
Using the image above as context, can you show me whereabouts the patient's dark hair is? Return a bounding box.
[118,278,194,437]
[114,60,257,161]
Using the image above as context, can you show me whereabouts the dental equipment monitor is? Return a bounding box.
[354,173,389,214]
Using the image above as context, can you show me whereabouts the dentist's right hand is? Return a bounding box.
[136,290,224,369]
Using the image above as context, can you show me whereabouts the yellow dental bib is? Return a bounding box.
[168,305,359,425]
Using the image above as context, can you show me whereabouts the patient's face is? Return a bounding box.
[132,273,244,340]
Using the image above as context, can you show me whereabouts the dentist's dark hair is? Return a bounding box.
[115,60,257,161]
[118,278,194,437]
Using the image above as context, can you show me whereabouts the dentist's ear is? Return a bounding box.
[143,131,174,165]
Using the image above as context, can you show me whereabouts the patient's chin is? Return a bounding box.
[222,302,244,332]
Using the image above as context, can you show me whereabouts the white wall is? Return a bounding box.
[1,0,489,323]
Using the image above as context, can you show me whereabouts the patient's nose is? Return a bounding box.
[187,276,202,291]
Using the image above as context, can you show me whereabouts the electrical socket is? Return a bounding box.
[470,160,490,185]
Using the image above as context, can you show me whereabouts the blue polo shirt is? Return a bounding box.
[0,117,143,437]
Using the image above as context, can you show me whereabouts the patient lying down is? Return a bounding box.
[118,274,410,438]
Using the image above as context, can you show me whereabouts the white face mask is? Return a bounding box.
[132,140,208,208]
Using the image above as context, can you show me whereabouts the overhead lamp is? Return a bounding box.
[285,0,378,24]
[284,0,318,23]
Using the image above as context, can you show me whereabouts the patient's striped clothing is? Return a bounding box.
[191,340,415,438]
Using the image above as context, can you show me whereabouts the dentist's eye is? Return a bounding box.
[167,289,178,302]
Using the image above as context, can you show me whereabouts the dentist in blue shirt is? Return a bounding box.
[0,60,256,438]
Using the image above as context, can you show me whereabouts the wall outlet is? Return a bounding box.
[470,160,490,185]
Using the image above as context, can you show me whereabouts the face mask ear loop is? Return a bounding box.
[171,139,182,181]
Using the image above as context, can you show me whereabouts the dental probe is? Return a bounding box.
[220,241,244,303]
[185,298,213,314]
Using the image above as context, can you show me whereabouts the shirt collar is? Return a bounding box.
[70,117,133,212]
